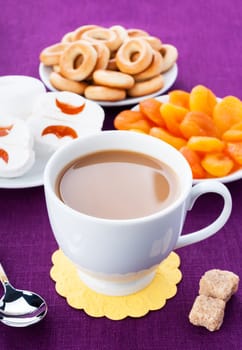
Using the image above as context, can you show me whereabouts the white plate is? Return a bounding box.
[132,95,242,184]
[39,63,178,107]
[0,149,51,189]
[192,170,242,184]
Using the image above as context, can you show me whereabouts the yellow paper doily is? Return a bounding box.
[50,249,182,320]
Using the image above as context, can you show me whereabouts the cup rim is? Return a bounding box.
[44,130,193,223]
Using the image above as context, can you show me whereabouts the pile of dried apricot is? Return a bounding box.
[113,85,242,179]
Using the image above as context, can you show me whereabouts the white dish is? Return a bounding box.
[192,170,242,184]
[39,63,178,107]
[0,148,51,189]
[132,95,242,184]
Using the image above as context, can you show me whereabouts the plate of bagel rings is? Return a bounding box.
[39,24,179,107]
[123,93,242,184]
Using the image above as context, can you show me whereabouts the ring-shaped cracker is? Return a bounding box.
[142,36,163,51]
[110,25,128,43]
[82,28,122,51]
[61,32,75,43]
[93,69,135,89]
[133,51,164,82]
[60,41,98,81]
[49,72,88,94]
[92,43,110,71]
[85,43,110,80]
[72,24,100,41]
[127,74,164,97]
[40,43,70,66]
[84,85,126,101]
[127,28,149,37]
[116,38,153,75]
[74,44,110,75]
[160,44,178,72]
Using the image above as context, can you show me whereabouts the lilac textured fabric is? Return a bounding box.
[0,1,242,349]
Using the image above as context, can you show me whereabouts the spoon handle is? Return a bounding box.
[0,264,9,284]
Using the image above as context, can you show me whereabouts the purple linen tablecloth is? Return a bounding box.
[0,1,242,349]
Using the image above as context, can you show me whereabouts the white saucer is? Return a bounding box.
[39,63,178,107]
[0,149,51,189]
[192,170,242,184]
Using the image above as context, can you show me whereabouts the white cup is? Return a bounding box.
[44,130,232,296]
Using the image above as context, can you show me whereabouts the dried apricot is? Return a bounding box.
[187,136,225,152]
[160,103,188,137]
[213,96,242,135]
[0,125,13,137]
[42,125,78,139]
[229,122,242,130]
[221,122,242,142]
[168,90,190,109]
[149,127,187,150]
[201,153,234,177]
[114,110,153,133]
[120,119,152,133]
[222,130,242,142]
[180,146,206,179]
[189,85,217,116]
[0,149,9,163]
[139,98,165,127]
[226,142,242,165]
[180,111,218,139]
[55,98,85,114]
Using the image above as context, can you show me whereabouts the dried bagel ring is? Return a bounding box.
[74,43,110,78]
[92,43,110,71]
[127,28,149,38]
[160,44,178,72]
[40,43,70,66]
[49,71,88,94]
[133,50,164,82]
[142,36,163,51]
[60,41,98,81]
[82,27,122,51]
[93,69,135,89]
[72,24,100,41]
[127,74,164,97]
[61,31,75,43]
[116,38,153,75]
[110,25,128,43]
[85,43,110,80]
[74,44,110,75]
[84,85,126,101]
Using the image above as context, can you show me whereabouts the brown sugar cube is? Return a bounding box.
[189,295,226,331]
[199,269,240,302]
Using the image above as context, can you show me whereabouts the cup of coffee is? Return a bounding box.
[44,130,232,296]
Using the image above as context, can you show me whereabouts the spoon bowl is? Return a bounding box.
[0,263,48,327]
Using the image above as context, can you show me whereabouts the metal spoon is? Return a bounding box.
[0,263,48,327]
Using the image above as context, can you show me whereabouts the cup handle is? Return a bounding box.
[175,181,232,249]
